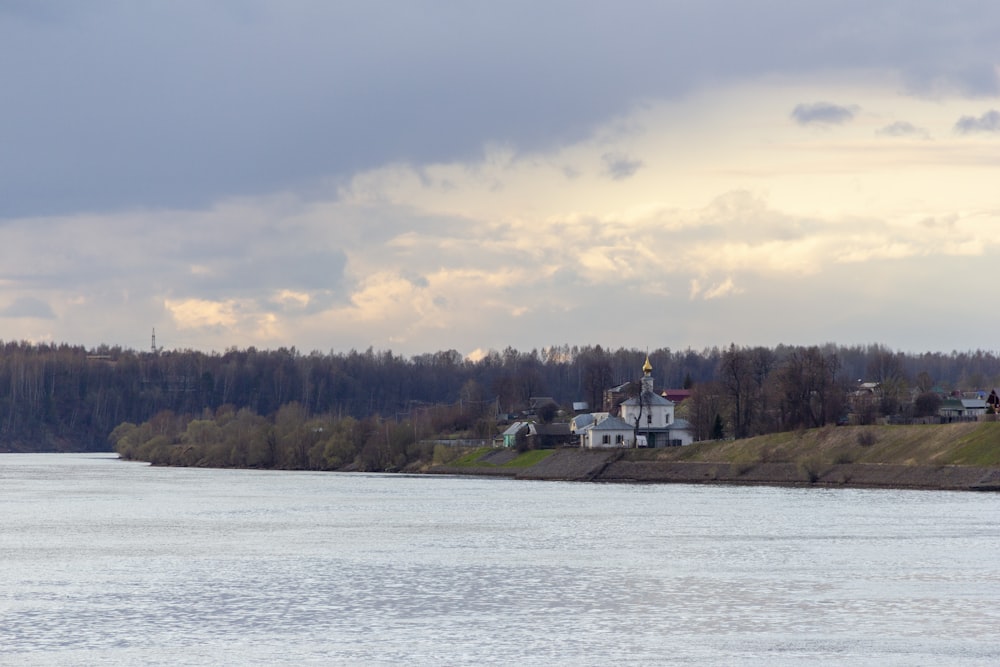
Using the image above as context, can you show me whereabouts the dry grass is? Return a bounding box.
[627,422,1000,468]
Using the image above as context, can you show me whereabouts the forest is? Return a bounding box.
[3,339,1000,458]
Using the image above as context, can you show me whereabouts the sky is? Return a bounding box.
[2,1,1000,359]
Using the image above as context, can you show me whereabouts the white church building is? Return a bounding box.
[577,358,694,448]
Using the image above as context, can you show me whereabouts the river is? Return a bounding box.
[2,453,999,665]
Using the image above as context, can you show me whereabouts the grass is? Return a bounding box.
[450,447,494,467]
[447,447,555,468]
[443,423,1000,474]
[623,422,1000,468]
[939,423,1000,466]
[502,449,555,468]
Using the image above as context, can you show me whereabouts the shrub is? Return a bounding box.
[833,450,854,464]
[798,456,824,483]
[856,429,877,447]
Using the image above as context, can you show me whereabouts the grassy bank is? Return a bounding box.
[429,423,1000,490]
[622,422,1000,468]
[450,447,555,468]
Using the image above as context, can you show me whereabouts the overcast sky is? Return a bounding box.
[3,1,1000,358]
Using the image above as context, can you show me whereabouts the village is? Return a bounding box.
[496,358,1000,451]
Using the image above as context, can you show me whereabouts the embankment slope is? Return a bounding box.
[429,423,1000,491]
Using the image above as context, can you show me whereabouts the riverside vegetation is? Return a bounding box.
[6,339,1000,485]
[111,402,1000,490]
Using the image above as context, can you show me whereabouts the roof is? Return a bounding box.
[501,422,527,436]
[620,390,673,407]
[584,415,634,431]
[571,413,595,431]
[528,422,571,436]
[529,396,557,409]
[939,398,986,411]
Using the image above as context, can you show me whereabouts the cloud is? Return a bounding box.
[0,296,55,319]
[7,3,1000,220]
[165,298,240,329]
[4,72,1000,355]
[876,120,929,138]
[791,102,858,125]
[602,152,644,180]
[689,277,742,300]
[954,109,1000,134]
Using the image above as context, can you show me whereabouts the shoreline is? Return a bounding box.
[427,449,1000,492]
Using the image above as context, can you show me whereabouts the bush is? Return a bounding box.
[798,456,824,483]
[833,450,854,464]
[856,429,877,447]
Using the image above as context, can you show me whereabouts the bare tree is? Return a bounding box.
[777,346,841,429]
[719,345,758,438]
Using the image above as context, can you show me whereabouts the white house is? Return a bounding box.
[579,414,636,448]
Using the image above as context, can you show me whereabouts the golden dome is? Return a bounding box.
[642,356,652,375]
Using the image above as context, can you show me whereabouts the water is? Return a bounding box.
[2,453,999,666]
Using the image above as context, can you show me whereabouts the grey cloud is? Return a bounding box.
[602,153,644,180]
[791,102,858,126]
[404,274,430,289]
[5,2,1000,218]
[954,110,1000,134]
[904,62,1000,97]
[876,121,929,138]
[951,63,1000,96]
[182,250,348,301]
[0,296,55,319]
[255,288,347,318]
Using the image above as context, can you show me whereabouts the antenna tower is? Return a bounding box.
[151,328,157,354]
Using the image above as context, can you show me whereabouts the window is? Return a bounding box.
[646,414,652,425]
[602,434,610,444]
[615,434,624,444]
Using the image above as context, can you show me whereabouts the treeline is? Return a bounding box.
[111,402,468,471]
[3,339,1000,452]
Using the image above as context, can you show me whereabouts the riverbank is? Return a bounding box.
[427,422,1000,491]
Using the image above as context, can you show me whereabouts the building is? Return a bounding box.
[500,422,528,448]
[939,398,987,422]
[527,422,574,449]
[577,358,694,447]
[579,414,636,448]
[618,357,693,447]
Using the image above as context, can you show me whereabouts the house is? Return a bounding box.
[526,422,574,449]
[579,414,636,448]
[939,398,987,422]
[661,389,691,404]
[528,397,558,413]
[500,421,528,448]
[602,381,632,412]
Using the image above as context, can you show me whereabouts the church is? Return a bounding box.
[577,357,694,448]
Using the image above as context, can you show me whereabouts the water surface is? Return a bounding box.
[2,453,999,665]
